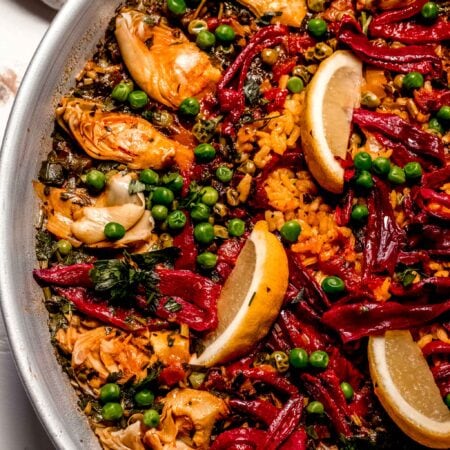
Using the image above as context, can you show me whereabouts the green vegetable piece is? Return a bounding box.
[194,222,215,244]
[309,350,329,369]
[306,401,324,414]
[179,97,200,116]
[271,351,290,373]
[261,48,279,65]
[188,371,206,389]
[404,162,422,180]
[428,118,444,134]
[194,143,216,162]
[162,172,184,192]
[402,72,424,90]
[354,151,372,171]
[190,203,211,222]
[355,170,374,189]
[280,220,301,242]
[437,105,450,121]
[351,204,369,222]
[86,169,106,192]
[57,239,72,256]
[201,186,219,206]
[197,251,218,269]
[111,82,133,102]
[99,383,121,403]
[188,19,208,35]
[321,275,345,294]
[372,156,391,176]
[104,222,126,240]
[167,0,186,15]
[196,30,216,49]
[143,409,160,427]
[167,210,187,230]
[361,91,380,109]
[151,205,168,221]
[101,402,123,421]
[421,2,439,20]
[152,187,175,205]
[216,166,233,183]
[445,393,450,408]
[340,382,354,400]
[286,76,304,94]
[307,18,327,38]
[227,218,245,237]
[388,165,406,185]
[289,348,309,369]
[128,90,149,109]
[134,389,155,407]
[140,169,160,185]
[215,24,235,42]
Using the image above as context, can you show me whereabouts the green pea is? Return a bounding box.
[151,205,168,221]
[101,402,123,421]
[167,210,187,230]
[404,162,422,181]
[128,90,149,109]
[179,97,200,116]
[309,350,329,369]
[351,204,369,222]
[307,401,324,414]
[104,222,126,240]
[194,143,216,162]
[228,218,245,237]
[196,30,216,49]
[86,169,106,192]
[215,24,235,42]
[355,170,374,189]
[201,187,219,206]
[307,18,327,38]
[167,0,186,15]
[421,2,439,20]
[388,165,406,185]
[428,118,445,134]
[143,409,160,428]
[372,156,391,176]
[190,203,211,222]
[354,151,372,171]
[152,187,174,205]
[134,389,155,407]
[402,72,424,90]
[162,172,184,192]
[197,251,218,269]
[216,166,233,183]
[286,76,304,94]
[100,383,121,403]
[280,220,301,242]
[321,275,345,294]
[140,169,159,185]
[289,348,309,369]
[340,382,354,401]
[111,82,133,102]
[445,393,450,408]
[437,105,450,121]
[194,222,215,244]
[57,239,72,256]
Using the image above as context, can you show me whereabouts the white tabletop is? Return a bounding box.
[0,0,57,448]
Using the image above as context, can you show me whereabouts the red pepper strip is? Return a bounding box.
[321,300,450,343]
[33,263,94,287]
[216,238,245,281]
[397,250,430,267]
[364,179,405,275]
[338,17,442,76]
[158,364,186,387]
[263,394,303,450]
[348,384,372,420]
[268,322,292,352]
[414,88,450,113]
[418,188,450,221]
[432,363,450,382]
[211,427,267,450]
[272,58,297,83]
[370,0,426,25]
[172,219,197,270]
[390,277,450,298]
[241,367,298,395]
[54,287,167,331]
[423,165,450,189]
[286,33,315,54]
[301,373,352,437]
[422,341,450,358]
[328,347,364,388]
[264,88,288,113]
[353,109,445,164]
[228,398,279,426]
[335,189,355,226]
[279,429,307,450]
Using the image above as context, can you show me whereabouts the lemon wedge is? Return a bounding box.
[300,50,362,194]
[368,330,450,448]
[190,221,288,367]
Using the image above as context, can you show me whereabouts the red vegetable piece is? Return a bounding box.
[228,398,279,426]
[33,263,94,287]
[278,429,307,450]
[158,364,186,387]
[422,341,450,358]
[414,88,450,113]
[241,367,298,395]
[172,219,197,270]
[211,427,267,450]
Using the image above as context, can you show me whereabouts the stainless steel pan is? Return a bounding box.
[0,0,123,448]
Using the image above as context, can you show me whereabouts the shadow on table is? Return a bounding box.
[4,0,56,22]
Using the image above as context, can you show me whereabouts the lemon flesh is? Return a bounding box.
[301,50,362,194]
[190,221,288,367]
[368,331,450,448]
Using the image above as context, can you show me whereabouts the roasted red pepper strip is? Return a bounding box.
[418,188,450,221]
[423,165,450,189]
[264,88,288,113]
[390,277,450,298]
[211,427,267,450]
[228,398,279,426]
[335,189,355,226]
[422,341,450,358]
[241,367,298,395]
[158,364,186,387]
[33,263,94,287]
[353,109,445,164]
[263,394,304,450]
[338,17,442,76]
[432,363,450,382]
[279,429,307,450]
[272,57,297,82]
[322,300,450,343]
[172,219,197,270]
[54,287,166,331]
[414,88,450,113]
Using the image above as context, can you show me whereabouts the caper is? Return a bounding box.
[238,160,256,175]
[217,44,235,55]
[152,110,173,128]
[393,74,405,90]
[361,91,380,109]
[271,351,290,373]
[314,42,333,61]
[213,225,229,239]
[307,0,327,12]
[226,188,240,206]
[261,48,279,65]
[292,65,311,84]
[213,202,229,218]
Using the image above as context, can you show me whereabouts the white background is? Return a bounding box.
[0,0,56,447]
